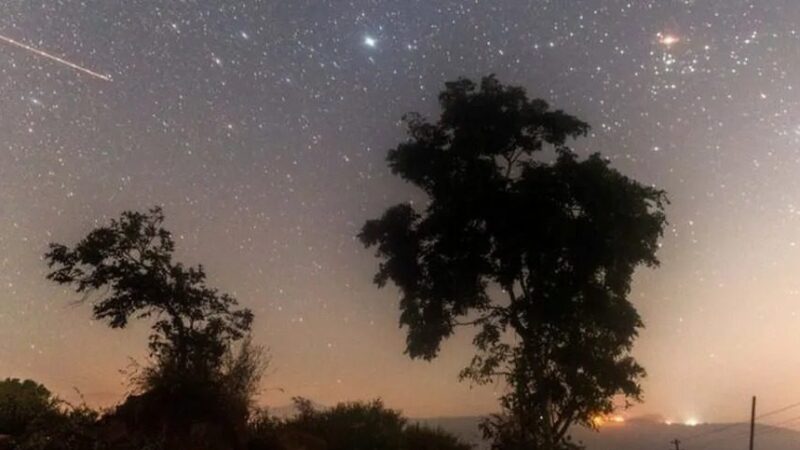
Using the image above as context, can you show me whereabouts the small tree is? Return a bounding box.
[360,76,667,449]
[45,207,254,385]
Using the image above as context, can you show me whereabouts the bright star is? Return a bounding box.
[364,36,377,48]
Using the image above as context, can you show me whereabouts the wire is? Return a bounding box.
[681,422,744,442]
[756,400,800,420]
[679,398,800,445]
[684,401,800,449]
[744,413,800,440]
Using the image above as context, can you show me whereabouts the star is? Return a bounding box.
[363,35,377,48]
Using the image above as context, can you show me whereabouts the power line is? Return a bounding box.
[744,413,800,440]
[682,397,800,443]
[755,400,800,420]
[687,398,800,450]
[771,414,800,428]
[681,422,744,442]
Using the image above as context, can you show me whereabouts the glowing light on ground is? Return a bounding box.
[592,414,626,427]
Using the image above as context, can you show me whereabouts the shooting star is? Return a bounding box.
[0,33,111,82]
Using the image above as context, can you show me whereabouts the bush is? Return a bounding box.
[0,379,58,438]
[256,399,472,450]
[0,379,101,450]
[403,424,472,450]
[15,406,99,450]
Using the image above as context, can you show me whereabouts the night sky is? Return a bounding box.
[2,0,800,425]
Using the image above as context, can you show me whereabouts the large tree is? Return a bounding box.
[45,207,254,387]
[359,76,667,449]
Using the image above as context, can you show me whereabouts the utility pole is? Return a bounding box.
[670,438,681,450]
[749,395,757,450]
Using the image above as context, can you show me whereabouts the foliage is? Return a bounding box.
[44,207,265,448]
[45,206,254,382]
[135,335,267,418]
[289,398,405,450]
[360,76,667,449]
[15,405,100,450]
[273,398,472,450]
[402,423,472,450]
[0,378,100,450]
[0,379,58,437]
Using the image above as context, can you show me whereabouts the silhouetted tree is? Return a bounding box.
[45,207,254,384]
[359,76,667,449]
[45,207,263,449]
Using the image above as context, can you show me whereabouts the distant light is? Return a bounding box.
[364,36,377,48]
[685,418,700,427]
[591,415,625,427]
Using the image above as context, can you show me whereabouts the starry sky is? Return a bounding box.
[3,0,800,424]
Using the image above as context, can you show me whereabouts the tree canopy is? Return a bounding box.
[360,76,667,449]
[45,207,253,379]
[44,207,264,449]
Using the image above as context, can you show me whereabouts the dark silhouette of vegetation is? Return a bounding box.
[360,76,668,449]
[0,379,57,438]
[0,380,473,450]
[248,398,471,450]
[290,398,406,450]
[44,207,264,449]
[403,423,473,450]
[31,207,471,450]
[45,207,254,383]
[0,378,98,450]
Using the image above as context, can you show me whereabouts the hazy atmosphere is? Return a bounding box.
[2,0,800,434]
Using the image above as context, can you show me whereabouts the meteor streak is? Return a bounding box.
[0,33,111,81]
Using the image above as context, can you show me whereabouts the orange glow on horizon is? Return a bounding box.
[592,414,626,427]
